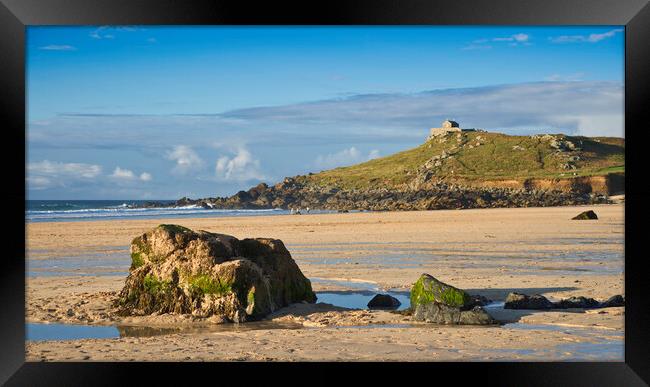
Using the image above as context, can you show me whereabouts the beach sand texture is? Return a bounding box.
[26,204,624,361]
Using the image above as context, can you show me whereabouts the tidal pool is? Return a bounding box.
[26,320,303,341]
[316,291,411,311]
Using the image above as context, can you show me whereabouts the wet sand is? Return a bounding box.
[25,204,625,361]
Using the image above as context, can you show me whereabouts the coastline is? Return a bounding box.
[26,204,624,361]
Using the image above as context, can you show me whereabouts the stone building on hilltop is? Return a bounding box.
[428,120,480,139]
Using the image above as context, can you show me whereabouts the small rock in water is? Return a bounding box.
[504,292,554,310]
[504,292,625,310]
[572,210,598,220]
[367,294,401,309]
[556,296,600,309]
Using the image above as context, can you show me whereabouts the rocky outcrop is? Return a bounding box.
[367,294,401,309]
[114,224,316,322]
[132,131,621,212]
[410,274,495,325]
[572,210,598,220]
[146,180,609,213]
[504,292,624,310]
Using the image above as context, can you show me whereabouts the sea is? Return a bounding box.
[26,200,298,223]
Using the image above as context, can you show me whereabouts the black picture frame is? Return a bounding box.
[2,0,649,385]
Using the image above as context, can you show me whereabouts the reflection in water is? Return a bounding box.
[117,321,303,337]
[502,322,623,360]
[310,277,380,291]
[27,250,130,277]
[27,320,304,341]
[316,291,410,311]
[27,323,120,341]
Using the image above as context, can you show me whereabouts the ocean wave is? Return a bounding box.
[25,206,288,222]
[26,204,204,214]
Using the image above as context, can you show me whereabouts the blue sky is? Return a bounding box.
[27,26,624,200]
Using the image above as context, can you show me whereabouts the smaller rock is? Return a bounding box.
[572,210,598,220]
[556,296,600,309]
[504,292,554,310]
[367,294,402,309]
[600,295,625,308]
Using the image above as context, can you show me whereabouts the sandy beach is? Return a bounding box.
[25,204,625,361]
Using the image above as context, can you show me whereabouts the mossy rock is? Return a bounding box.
[410,273,471,309]
[410,273,495,325]
[115,225,315,322]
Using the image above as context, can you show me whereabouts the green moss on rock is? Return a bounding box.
[410,273,471,308]
[130,252,144,270]
[143,273,173,295]
[247,288,256,306]
[158,224,192,233]
[188,274,232,296]
[131,236,150,254]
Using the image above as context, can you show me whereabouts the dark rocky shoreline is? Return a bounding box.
[134,178,610,212]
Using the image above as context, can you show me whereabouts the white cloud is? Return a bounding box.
[26,176,53,190]
[110,167,136,180]
[314,147,380,170]
[550,28,623,43]
[90,26,110,39]
[215,146,265,181]
[465,33,530,49]
[493,33,530,46]
[27,160,102,189]
[544,73,585,82]
[110,167,152,183]
[28,81,625,154]
[512,33,529,42]
[90,26,142,40]
[167,145,204,175]
[462,44,492,51]
[39,45,76,51]
[28,160,101,178]
[222,81,624,138]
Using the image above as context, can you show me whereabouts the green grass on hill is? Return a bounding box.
[299,132,624,190]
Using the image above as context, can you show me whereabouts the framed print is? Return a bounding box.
[2,0,649,385]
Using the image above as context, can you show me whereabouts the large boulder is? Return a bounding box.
[410,274,495,325]
[115,224,316,322]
